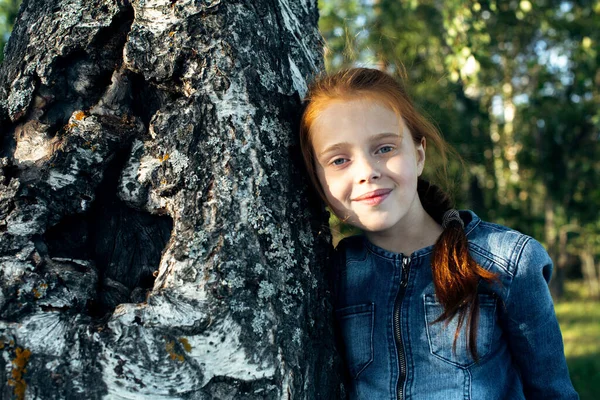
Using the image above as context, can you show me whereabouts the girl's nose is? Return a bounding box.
[355,156,381,184]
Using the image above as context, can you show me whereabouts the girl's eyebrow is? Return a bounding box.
[371,132,401,141]
[318,132,401,158]
[318,142,350,158]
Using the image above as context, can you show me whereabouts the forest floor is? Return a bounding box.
[555,281,600,400]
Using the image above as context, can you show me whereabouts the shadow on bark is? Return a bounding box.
[43,145,173,319]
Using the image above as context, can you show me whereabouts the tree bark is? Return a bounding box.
[0,0,343,398]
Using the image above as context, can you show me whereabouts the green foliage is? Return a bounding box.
[318,0,375,70]
[0,0,21,63]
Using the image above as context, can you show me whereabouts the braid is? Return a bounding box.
[418,178,497,361]
[417,178,451,223]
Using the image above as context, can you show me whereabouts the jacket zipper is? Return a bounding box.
[395,255,411,400]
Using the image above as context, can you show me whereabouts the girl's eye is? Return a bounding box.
[331,158,348,166]
[376,146,394,154]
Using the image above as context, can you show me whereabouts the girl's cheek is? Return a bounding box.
[325,173,346,196]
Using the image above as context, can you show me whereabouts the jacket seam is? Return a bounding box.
[464,367,472,400]
[464,216,482,236]
[366,246,399,261]
[503,235,533,315]
[469,243,511,275]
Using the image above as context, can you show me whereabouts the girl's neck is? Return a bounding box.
[364,201,443,255]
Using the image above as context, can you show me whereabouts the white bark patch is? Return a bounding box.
[147,188,171,213]
[16,312,72,355]
[300,0,311,14]
[99,329,202,399]
[109,292,207,332]
[166,149,189,174]
[119,140,154,207]
[13,127,53,163]
[100,308,273,397]
[153,245,198,289]
[278,0,317,70]
[118,140,144,202]
[0,246,35,284]
[185,317,277,386]
[138,153,162,182]
[288,56,308,98]
[0,260,33,282]
[6,203,47,236]
[46,145,103,191]
[209,77,257,123]
[133,0,179,35]
[47,170,78,190]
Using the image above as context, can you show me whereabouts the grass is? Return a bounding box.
[555,281,600,400]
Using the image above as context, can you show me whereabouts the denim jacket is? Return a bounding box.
[331,210,578,399]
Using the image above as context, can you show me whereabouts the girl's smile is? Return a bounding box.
[352,188,392,205]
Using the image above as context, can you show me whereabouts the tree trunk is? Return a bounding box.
[0,0,343,398]
[545,197,564,299]
[580,247,600,300]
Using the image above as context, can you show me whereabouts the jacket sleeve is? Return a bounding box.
[502,237,579,399]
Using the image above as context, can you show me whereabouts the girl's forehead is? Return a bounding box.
[318,97,397,117]
[311,98,404,140]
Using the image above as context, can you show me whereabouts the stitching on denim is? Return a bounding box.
[464,212,482,236]
[469,243,511,275]
[409,250,434,260]
[338,236,368,265]
[477,220,515,233]
[504,236,535,325]
[365,246,434,261]
[423,294,497,369]
[422,295,470,368]
[352,302,375,379]
[464,367,472,400]
[365,246,402,261]
[345,250,368,264]
[510,233,531,272]
[363,237,435,261]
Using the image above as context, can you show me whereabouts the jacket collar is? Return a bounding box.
[361,210,481,260]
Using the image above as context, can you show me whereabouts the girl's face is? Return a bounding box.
[310,98,426,234]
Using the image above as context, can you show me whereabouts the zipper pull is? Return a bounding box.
[401,256,411,287]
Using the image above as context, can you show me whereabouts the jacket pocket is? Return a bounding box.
[424,294,497,368]
[335,303,375,379]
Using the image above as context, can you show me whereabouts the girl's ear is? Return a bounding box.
[417,137,426,176]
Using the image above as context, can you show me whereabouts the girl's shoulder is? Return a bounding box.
[464,210,551,278]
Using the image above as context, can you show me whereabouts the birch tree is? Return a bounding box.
[0,0,343,398]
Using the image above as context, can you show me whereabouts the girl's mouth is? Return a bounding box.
[353,189,392,206]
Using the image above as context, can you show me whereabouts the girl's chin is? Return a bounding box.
[356,219,398,233]
[341,211,401,233]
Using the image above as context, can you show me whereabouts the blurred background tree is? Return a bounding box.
[0,0,20,63]
[320,1,599,397]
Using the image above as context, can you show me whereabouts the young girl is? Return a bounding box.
[299,68,578,399]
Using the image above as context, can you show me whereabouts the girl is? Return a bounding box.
[299,68,578,399]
